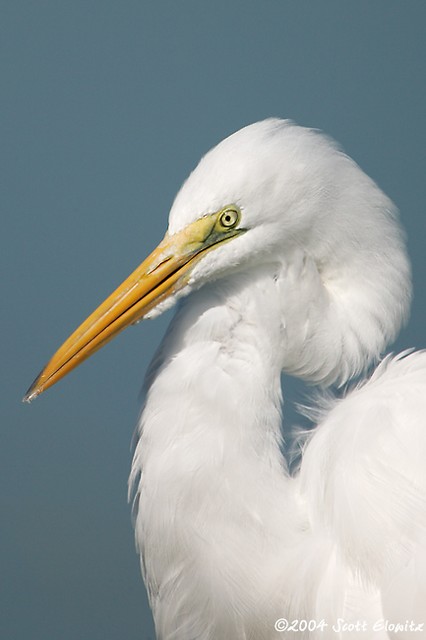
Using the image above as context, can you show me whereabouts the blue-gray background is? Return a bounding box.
[2,2,425,638]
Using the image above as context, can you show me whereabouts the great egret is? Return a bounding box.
[25,120,426,639]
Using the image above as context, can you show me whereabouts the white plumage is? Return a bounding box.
[26,119,426,639]
[130,121,426,638]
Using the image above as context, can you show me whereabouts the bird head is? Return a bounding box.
[24,119,411,400]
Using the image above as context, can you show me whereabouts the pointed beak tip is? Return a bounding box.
[22,373,43,404]
[22,390,36,404]
[22,388,38,404]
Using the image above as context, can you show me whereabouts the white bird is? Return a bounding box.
[25,119,426,639]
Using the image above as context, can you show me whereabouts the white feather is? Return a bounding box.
[130,120,425,639]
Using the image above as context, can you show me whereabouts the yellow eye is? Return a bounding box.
[219,207,240,229]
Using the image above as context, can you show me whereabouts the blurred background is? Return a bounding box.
[2,2,425,638]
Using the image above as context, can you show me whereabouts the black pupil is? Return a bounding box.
[224,213,233,225]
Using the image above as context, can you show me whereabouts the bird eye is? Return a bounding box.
[219,207,240,229]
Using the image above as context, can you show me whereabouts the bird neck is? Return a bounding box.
[136,265,288,478]
[131,266,305,630]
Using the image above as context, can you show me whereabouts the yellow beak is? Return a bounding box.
[24,209,244,402]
